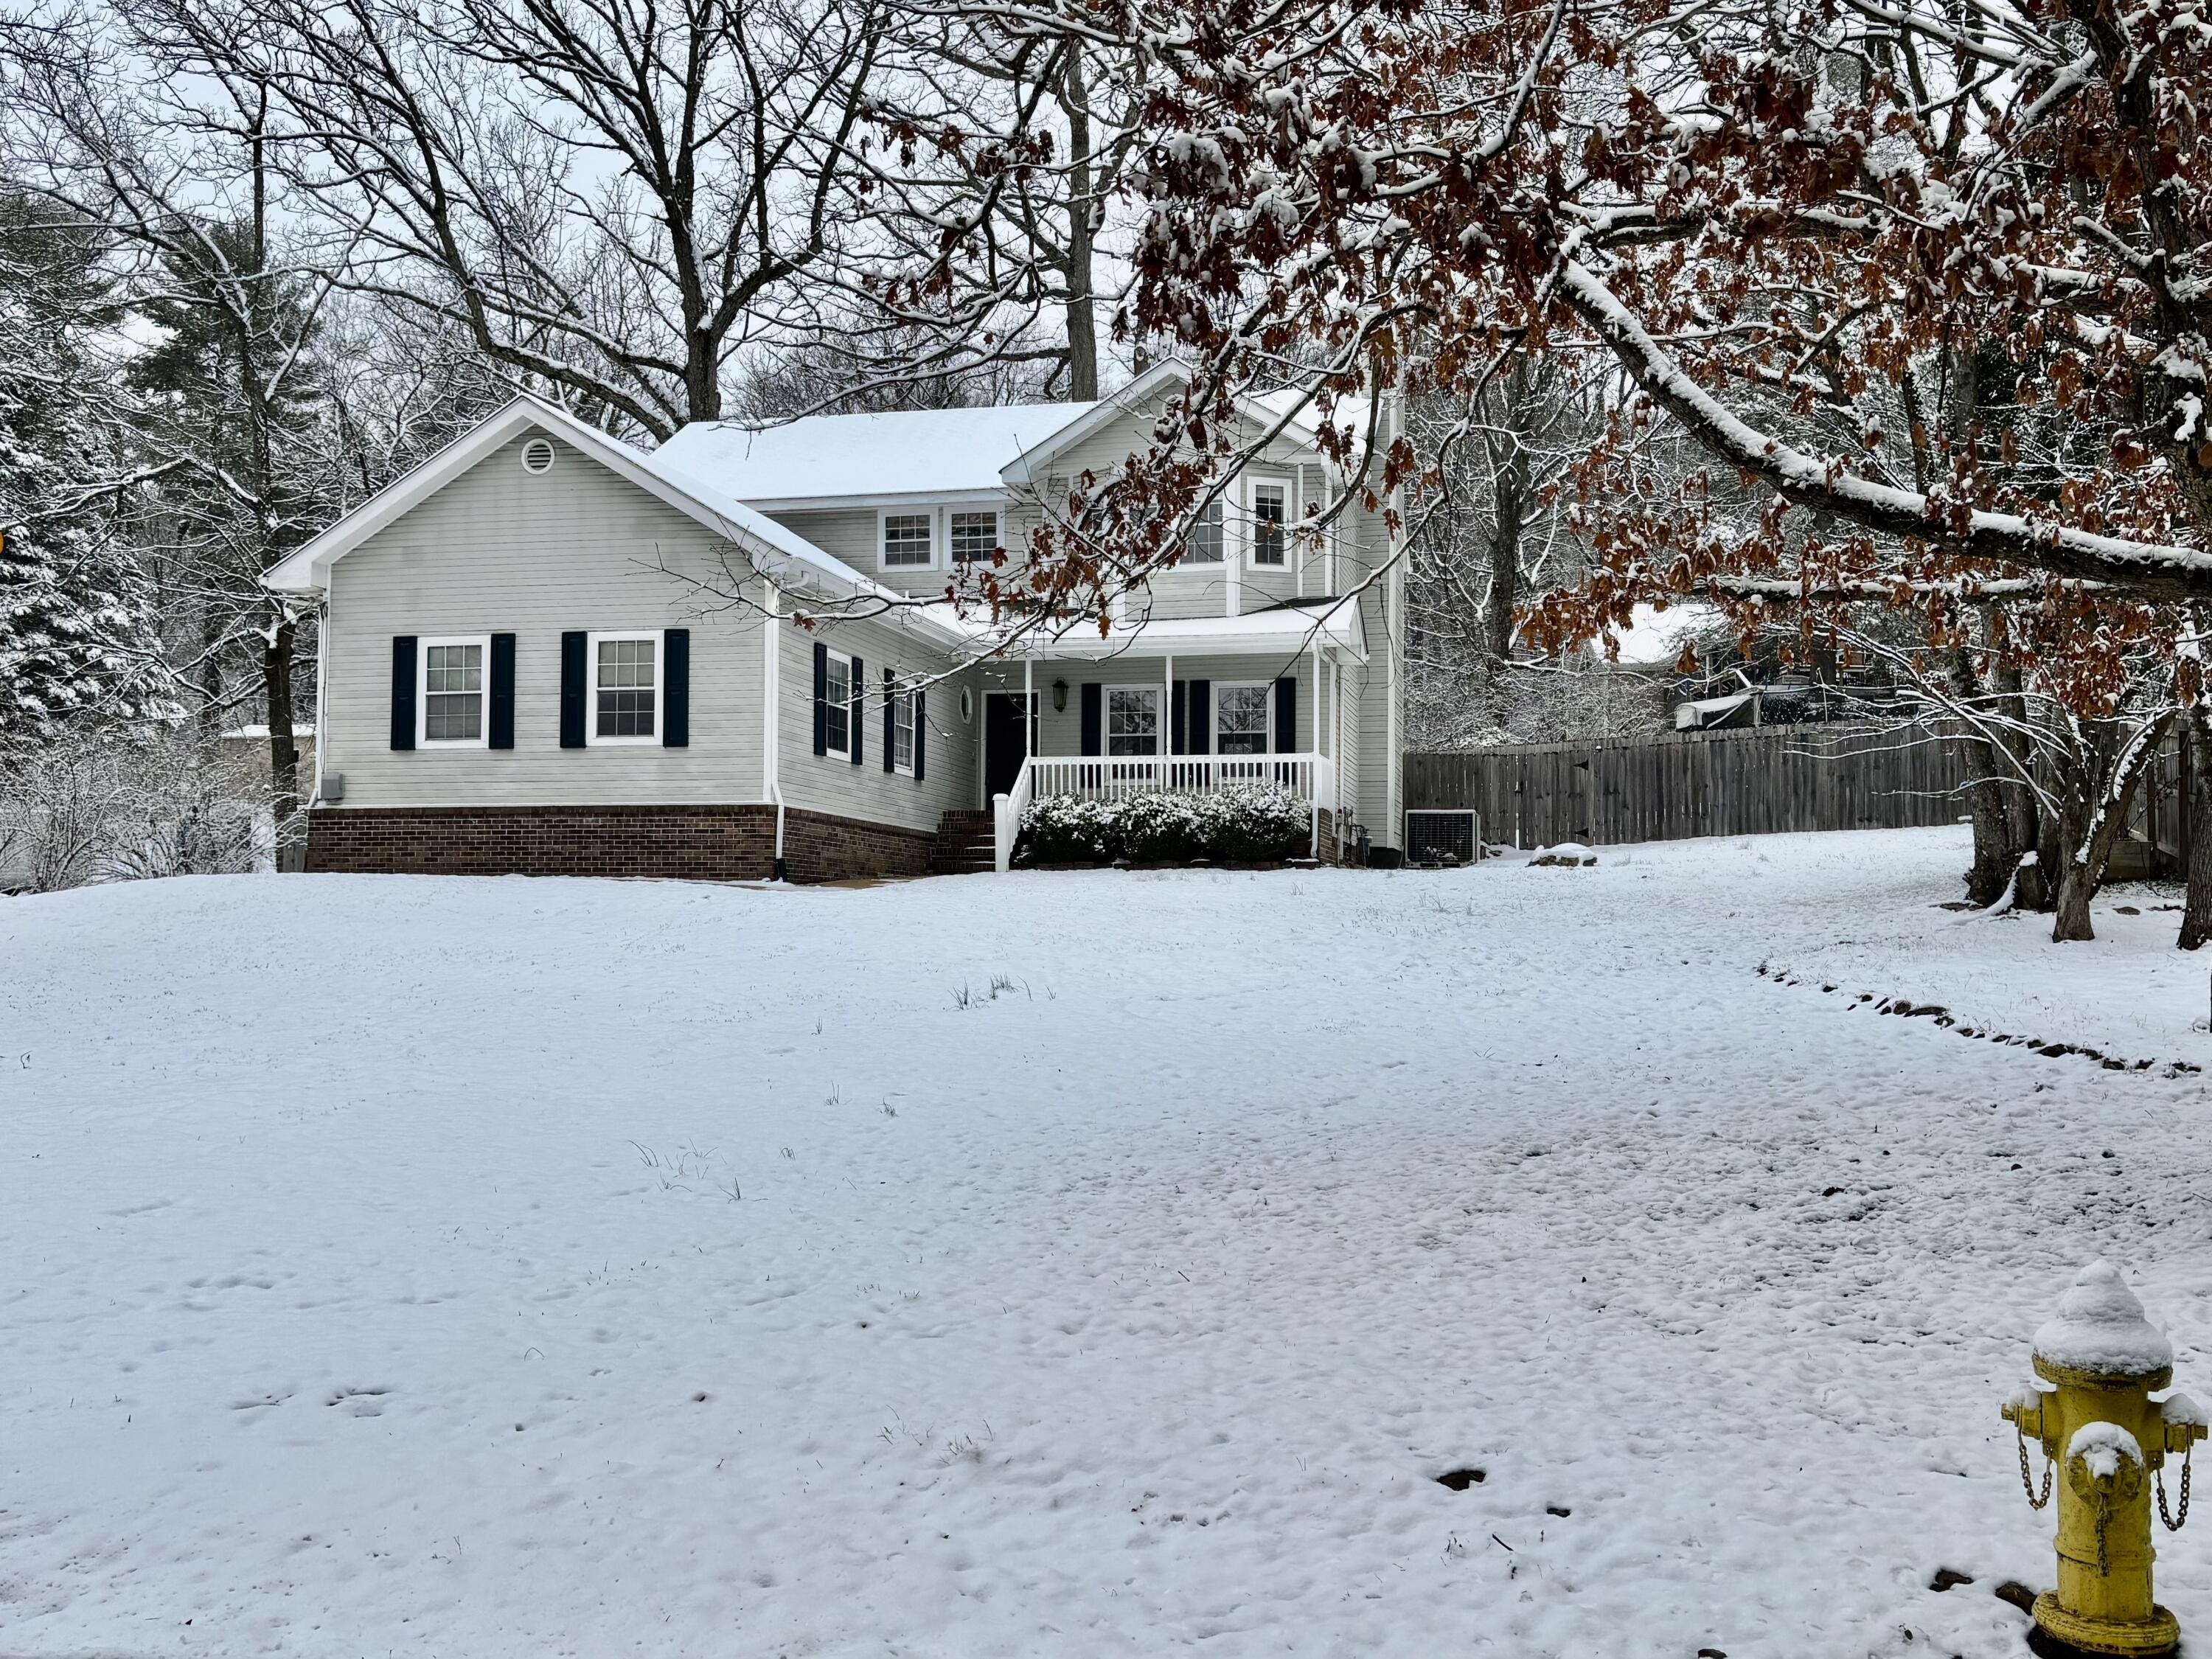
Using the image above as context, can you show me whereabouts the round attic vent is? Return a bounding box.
[520,437,557,475]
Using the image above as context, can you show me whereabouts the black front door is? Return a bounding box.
[984,693,1039,801]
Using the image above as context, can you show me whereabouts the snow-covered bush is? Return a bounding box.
[1119,792,1206,863]
[1201,785,1311,862]
[1021,794,1120,864]
[1020,784,1311,865]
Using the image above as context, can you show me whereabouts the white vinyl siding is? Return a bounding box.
[323,434,763,806]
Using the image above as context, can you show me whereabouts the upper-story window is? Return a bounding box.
[1249,481,1288,567]
[950,510,998,564]
[1186,498,1225,563]
[420,636,488,746]
[882,512,933,568]
[590,632,660,742]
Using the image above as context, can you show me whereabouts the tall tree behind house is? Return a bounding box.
[0,197,163,747]
[136,0,897,442]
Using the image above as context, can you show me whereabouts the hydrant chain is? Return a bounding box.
[2157,1445,2192,1533]
[2020,1425,2055,1511]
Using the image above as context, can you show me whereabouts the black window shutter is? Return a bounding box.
[849,655,864,766]
[914,690,926,782]
[390,636,417,750]
[1079,681,1102,756]
[813,641,828,754]
[1274,676,1297,754]
[488,633,515,749]
[883,667,895,773]
[661,628,689,747]
[1189,679,1211,754]
[1171,681,1186,755]
[560,632,587,748]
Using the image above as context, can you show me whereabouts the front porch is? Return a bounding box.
[972,619,1363,872]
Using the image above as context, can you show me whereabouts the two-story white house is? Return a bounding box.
[265,361,1405,881]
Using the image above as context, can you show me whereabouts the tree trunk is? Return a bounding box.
[1483,454,1525,665]
[262,616,300,841]
[2050,715,2173,943]
[1952,647,2017,905]
[2181,706,2212,948]
[1061,46,1099,401]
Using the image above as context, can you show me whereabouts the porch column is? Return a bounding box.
[1023,657,1033,759]
[1163,652,1174,782]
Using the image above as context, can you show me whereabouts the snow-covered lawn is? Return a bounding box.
[5,827,2212,1659]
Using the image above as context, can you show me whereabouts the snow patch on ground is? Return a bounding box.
[5,825,2212,1658]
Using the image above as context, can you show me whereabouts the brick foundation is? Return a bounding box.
[305,804,937,883]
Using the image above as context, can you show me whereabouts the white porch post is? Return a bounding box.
[1023,657,1034,758]
[1310,636,1324,857]
[1163,652,1174,782]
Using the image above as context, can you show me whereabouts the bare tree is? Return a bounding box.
[133,0,894,441]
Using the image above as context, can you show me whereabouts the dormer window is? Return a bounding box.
[882,512,933,568]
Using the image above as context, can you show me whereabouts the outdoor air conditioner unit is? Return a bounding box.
[1405,809,1481,866]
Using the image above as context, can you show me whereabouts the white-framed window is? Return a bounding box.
[1248,480,1289,567]
[1187,498,1225,563]
[823,651,853,757]
[881,511,934,568]
[949,509,998,565]
[588,630,660,744]
[419,635,490,747]
[1216,682,1271,756]
[891,686,917,775]
[1107,686,1160,757]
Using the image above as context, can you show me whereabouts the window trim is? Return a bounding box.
[585,629,662,748]
[877,507,938,571]
[1106,684,1163,758]
[947,506,1001,567]
[417,633,491,749]
[821,650,855,759]
[1245,476,1291,570]
[891,684,917,776]
[1214,680,1273,756]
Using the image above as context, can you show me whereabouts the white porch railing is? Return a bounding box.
[992,753,1340,872]
[992,757,1035,874]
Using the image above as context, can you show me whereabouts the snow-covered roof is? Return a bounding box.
[655,401,1102,506]
[652,359,1343,506]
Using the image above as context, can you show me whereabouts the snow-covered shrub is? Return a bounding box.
[1119,791,1206,863]
[1198,784,1311,862]
[1021,793,1120,864]
[1020,783,1312,865]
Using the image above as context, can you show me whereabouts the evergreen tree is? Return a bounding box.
[0,203,159,748]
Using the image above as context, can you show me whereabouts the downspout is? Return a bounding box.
[310,595,329,807]
[765,582,787,880]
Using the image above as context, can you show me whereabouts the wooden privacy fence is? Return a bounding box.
[1405,724,1977,849]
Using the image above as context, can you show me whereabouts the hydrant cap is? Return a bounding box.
[2033,1260,2174,1378]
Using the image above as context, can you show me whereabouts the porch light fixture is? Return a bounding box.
[1052,678,1068,713]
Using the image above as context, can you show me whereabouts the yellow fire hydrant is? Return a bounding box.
[2003,1262,2207,1657]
